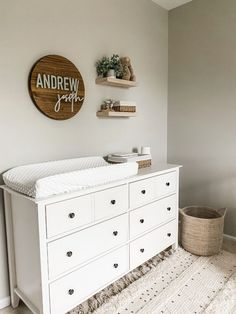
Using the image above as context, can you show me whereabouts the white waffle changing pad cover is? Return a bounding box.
[3,156,138,199]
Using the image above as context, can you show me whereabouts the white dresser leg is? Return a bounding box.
[11,293,20,309]
[4,191,20,308]
[172,241,179,251]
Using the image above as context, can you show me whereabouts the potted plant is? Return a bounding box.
[96,56,110,77]
[110,54,123,78]
[96,54,124,78]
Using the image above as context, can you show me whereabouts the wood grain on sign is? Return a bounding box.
[29,55,85,120]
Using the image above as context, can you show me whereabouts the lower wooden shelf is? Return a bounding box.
[97,111,136,118]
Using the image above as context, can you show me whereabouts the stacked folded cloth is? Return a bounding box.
[108,153,152,169]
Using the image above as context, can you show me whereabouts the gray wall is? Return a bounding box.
[0,0,168,302]
[168,0,236,237]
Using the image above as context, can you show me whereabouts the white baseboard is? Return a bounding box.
[0,296,10,309]
[223,233,236,242]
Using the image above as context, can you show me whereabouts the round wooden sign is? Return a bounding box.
[29,55,85,120]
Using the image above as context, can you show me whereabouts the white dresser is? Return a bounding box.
[2,163,181,314]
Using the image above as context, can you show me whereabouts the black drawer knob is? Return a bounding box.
[140,219,145,224]
[167,207,171,211]
[166,182,170,186]
[141,190,146,194]
[167,233,172,237]
[140,248,145,253]
[113,263,119,268]
[68,213,75,219]
[67,251,73,257]
[111,200,116,205]
[68,289,74,295]
[113,231,118,236]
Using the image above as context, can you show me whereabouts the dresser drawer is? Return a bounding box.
[130,195,177,239]
[94,185,128,220]
[155,171,177,198]
[46,195,93,238]
[129,172,177,209]
[50,245,129,314]
[48,214,128,278]
[129,177,156,208]
[130,220,177,270]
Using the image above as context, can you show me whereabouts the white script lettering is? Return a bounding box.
[54,91,84,113]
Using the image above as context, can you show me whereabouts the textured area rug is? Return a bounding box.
[94,248,236,314]
[68,249,174,314]
[69,248,236,314]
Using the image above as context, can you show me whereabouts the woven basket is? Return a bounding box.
[180,206,227,256]
[113,106,136,112]
[137,159,151,169]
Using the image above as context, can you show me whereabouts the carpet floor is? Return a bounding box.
[70,247,236,314]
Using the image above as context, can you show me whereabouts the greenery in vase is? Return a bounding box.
[110,54,123,78]
[96,54,124,78]
[96,56,110,77]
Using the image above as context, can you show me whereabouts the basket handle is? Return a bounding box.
[215,208,227,217]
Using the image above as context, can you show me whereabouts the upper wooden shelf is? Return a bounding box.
[95,77,137,88]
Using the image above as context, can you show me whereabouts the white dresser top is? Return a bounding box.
[1,163,181,205]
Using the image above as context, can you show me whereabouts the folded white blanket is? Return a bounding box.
[3,156,138,199]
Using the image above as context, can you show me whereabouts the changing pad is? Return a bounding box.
[3,156,138,199]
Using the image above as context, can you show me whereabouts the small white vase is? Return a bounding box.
[107,69,115,78]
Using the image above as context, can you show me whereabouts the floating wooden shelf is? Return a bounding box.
[95,77,137,88]
[97,110,136,118]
